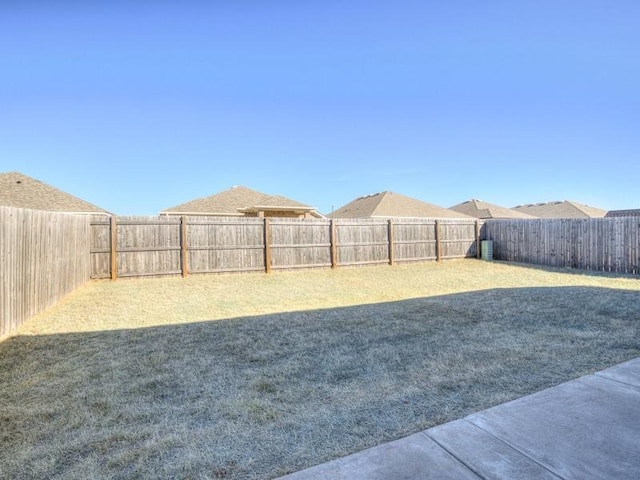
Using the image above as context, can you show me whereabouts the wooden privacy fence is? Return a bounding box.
[1,207,91,337]
[484,217,640,275]
[90,216,482,279]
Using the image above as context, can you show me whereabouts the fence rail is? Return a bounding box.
[91,216,482,279]
[1,207,91,337]
[484,218,640,275]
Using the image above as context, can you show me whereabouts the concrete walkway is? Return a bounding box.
[279,357,640,480]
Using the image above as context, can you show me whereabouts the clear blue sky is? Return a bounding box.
[2,1,638,215]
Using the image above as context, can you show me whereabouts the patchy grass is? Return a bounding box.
[1,260,639,479]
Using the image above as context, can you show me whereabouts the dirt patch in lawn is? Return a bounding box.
[1,261,639,479]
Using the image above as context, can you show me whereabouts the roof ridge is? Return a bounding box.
[565,200,588,215]
[160,185,318,215]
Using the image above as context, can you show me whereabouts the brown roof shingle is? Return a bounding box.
[0,171,110,214]
[328,191,471,219]
[605,209,640,217]
[512,200,607,218]
[450,199,537,219]
[160,186,322,217]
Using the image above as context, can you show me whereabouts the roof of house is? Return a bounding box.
[327,191,471,219]
[605,209,640,218]
[512,200,607,218]
[450,199,537,219]
[160,185,323,217]
[0,171,110,214]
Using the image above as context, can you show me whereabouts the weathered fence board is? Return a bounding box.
[119,216,181,277]
[1,207,91,337]
[90,216,482,278]
[270,219,332,269]
[438,220,479,259]
[484,218,640,275]
[335,219,390,266]
[90,217,111,278]
[393,220,437,262]
[187,217,265,273]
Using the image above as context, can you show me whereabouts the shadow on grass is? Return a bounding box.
[1,286,639,479]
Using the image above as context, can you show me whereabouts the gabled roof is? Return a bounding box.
[605,209,640,218]
[0,171,110,214]
[450,199,537,219]
[160,186,323,217]
[327,191,471,219]
[512,200,607,218]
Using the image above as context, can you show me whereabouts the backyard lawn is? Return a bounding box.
[1,260,639,479]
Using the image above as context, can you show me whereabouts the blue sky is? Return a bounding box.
[1,1,638,215]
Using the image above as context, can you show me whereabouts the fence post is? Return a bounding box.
[110,216,117,280]
[388,219,395,265]
[475,220,481,259]
[435,219,442,262]
[330,219,338,268]
[264,218,272,273]
[180,216,188,278]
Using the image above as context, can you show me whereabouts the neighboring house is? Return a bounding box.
[0,171,111,215]
[512,200,607,218]
[160,185,324,218]
[327,191,471,219]
[450,199,537,219]
[605,209,640,218]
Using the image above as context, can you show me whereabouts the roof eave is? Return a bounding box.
[159,211,244,216]
[239,205,316,212]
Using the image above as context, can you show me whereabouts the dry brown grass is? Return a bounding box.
[14,260,640,335]
[1,260,639,479]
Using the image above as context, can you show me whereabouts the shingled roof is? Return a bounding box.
[512,200,607,218]
[450,199,537,219]
[605,209,640,218]
[328,191,471,219]
[0,171,110,214]
[160,186,323,218]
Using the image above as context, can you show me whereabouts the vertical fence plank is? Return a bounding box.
[388,219,395,265]
[330,219,338,268]
[264,218,272,273]
[110,216,117,280]
[181,215,188,278]
[435,220,442,262]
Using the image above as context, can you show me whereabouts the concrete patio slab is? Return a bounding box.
[469,374,640,479]
[278,432,479,480]
[595,356,640,388]
[278,358,640,480]
[425,419,560,479]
